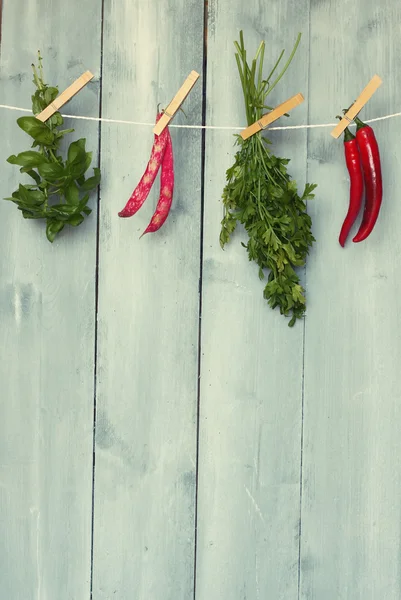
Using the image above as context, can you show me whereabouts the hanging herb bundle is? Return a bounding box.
[4,52,100,242]
[220,32,317,326]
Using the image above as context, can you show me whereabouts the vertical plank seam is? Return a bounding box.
[90,0,105,597]
[0,0,3,50]
[193,1,209,599]
[297,3,312,598]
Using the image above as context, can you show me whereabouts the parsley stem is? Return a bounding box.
[267,33,301,97]
[265,49,285,87]
[221,32,315,326]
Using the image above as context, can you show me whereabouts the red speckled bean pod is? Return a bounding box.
[118,113,168,218]
[141,127,174,237]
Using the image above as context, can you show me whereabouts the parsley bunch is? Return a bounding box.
[220,32,316,326]
[4,52,100,242]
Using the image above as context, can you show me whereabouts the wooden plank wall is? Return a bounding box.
[1,0,401,599]
[301,2,401,599]
[0,0,102,598]
[91,1,204,599]
[196,1,309,598]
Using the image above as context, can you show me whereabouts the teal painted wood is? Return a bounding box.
[91,1,204,598]
[196,2,309,598]
[0,1,102,599]
[301,2,401,599]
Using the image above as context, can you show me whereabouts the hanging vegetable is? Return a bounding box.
[4,52,100,243]
[220,32,317,327]
[141,127,174,237]
[352,116,383,243]
[338,126,364,247]
[118,113,169,218]
[118,113,174,236]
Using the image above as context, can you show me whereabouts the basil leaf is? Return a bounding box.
[29,191,46,205]
[80,167,101,191]
[21,209,38,219]
[77,193,89,209]
[18,184,32,204]
[65,181,80,205]
[49,112,63,128]
[51,204,77,214]
[46,220,64,243]
[67,138,86,165]
[68,214,85,226]
[55,128,74,140]
[38,162,65,181]
[69,152,92,179]
[20,207,44,219]
[7,151,48,168]
[17,116,55,145]
[44,87,59,105]
[18,184,45,206]
[31,92,45,115]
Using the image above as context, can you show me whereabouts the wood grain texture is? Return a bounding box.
[91,1,204,598]
[195,1,310,598]
[300,2,401,599]
[0,0,102,598]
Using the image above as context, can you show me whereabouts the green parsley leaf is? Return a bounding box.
[220,32,317,326]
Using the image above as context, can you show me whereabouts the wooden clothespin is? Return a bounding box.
[240,93,304,141]
[331,75,382,139]
[153,70,200,136]
[36,71,94,122]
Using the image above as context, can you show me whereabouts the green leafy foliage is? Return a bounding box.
[220,32,317,326]
[4,51,100,243]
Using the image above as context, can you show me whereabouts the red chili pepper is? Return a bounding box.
[339,127,364,247]
[118,113,168,218]
[141,127,174,237]
[352,116,383,243]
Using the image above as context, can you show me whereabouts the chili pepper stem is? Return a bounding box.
[343,127,355,142]
[354,116,366,131]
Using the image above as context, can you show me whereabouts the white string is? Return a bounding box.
[0,102,400,131]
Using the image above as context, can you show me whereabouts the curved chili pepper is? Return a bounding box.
[339,127,364,247]
[352,116,383,243]
[118,113,168,218]
[141,126,174,237]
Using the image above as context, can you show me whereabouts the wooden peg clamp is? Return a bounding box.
[331,75,382,139]
[153,70,200,135]
[36,70,94,122]
[240,93,304,141]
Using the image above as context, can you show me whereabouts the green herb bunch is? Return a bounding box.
[220,32,317,326]
[4,52,100,242]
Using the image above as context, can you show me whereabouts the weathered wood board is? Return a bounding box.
[196,1,309,598]
[1,1,401,599]
[91,1,204,599]
[0,0,102,598]
[301,2,401,599]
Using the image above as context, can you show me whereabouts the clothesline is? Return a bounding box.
[0,103,400,131]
